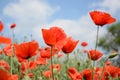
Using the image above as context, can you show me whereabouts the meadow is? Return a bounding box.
[0,10,119,80]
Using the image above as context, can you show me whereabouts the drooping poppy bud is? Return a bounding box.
[108,51,118,59]
[81,41,88,47]
[10,23,16,29]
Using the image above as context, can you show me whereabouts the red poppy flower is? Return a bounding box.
[40,47,58,59]
[0,60,10,70]
[42,70,52,78]
[0,50,2,55]
[88,49,103,61]
[9,74,19,80]
[95,67,103,76]
[36,56,47,65]
[62,37,79,53]
[21,61,37,74]
[82,68,92,80]
[0,69,11,80]
[40,47,52,59]
[42,26,67,50]
[28,73,34,78]
[105,61,111,65]
[89,10,116,26]
[57,53,63,58]
[117,68,120,77]
[68,67,82,80]
[0,21,4,32]
[3,44,12,56]
[103,65,118,79]
[29,61,37,69]
[0,21,12,44]
[0,36,12,44]
[10,23,16,29]
[82,68,100,80]
[15,40,39,62]
[81,41,88,47]
[21,61,29,73]
[50,64,61,72]
[83,49,88,53]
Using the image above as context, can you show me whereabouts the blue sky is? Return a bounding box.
[0,0,120,50]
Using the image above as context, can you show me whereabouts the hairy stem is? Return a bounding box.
[50,46,54,80]
[92,26,99,80]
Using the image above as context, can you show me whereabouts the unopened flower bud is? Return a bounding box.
[108,52,118,58]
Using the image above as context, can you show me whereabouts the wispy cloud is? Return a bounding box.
[2,0,116,49]
[92,0,120,15]
[32,13,107,48]
[3,0,60,34]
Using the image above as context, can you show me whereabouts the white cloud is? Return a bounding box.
[92,0,120,15]
[3,0,59,21]
[3,0,60,34]
[2,0,108,49]
[40,14,107,49]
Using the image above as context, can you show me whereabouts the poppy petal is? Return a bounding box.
[0,36,12,44]
[0,69,11,80]
[89,10,116,26]
[0,21,4,32]
[62,37,79,53]
[29,40,39,57]
[42,29,56,46]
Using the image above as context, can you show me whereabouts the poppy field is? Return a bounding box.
[0,10,120,80]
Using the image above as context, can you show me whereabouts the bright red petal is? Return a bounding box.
[107,17,116,24]
[89,49,103,61]
[50,26,67,42]
[0,21,4,32]
[0,69,11,80]
[55,37,68,50]
[15,42,30,59]
[15,41,38,61]
[62,37,79,53]
[42,29,56,46]
[50,27,67,49]
[0,36,12,44]
[89,10,116,26]
[29,40,39,57]
[36,56,47,65]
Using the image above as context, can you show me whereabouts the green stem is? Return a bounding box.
[50,46,54,80]
[10,56,13,75]
[66,54,69,64]
[34,70,40,80]
[18,63,22,80]
[10,29,16,75]
[92,26,99,80]
[12,29,15,43]
[10,45,15,75]
[95,26,99,53]
[99,58,109,80]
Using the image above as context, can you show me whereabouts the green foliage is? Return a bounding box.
[98,22,120,67]
[98,22,120,51]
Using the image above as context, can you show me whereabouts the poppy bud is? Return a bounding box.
[108,52,118,58]
[81,41,88,47]
[106,61,111,65]
[10,23,16,29]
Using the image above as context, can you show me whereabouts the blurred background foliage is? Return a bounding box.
[98,22,120,66]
